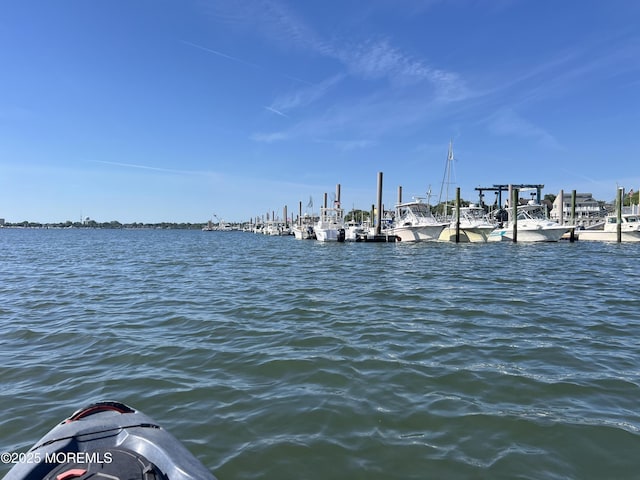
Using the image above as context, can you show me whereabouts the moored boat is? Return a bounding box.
[292,214,316,240]
[577,211,640,242]
[488,201,570,242]
[390,199,447,242]
[439,204,496,243]
[314,204,346,242]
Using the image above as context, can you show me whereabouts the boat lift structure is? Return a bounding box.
[475,184,545,208]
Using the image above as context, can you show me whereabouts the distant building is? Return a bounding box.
[0,218,4,226]
[551,192,605,226]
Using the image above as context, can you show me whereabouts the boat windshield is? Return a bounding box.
[461,207,485,220]
[406,203,431,217]
[517,206,546,220]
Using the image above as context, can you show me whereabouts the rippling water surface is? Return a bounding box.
[1,229,639,479]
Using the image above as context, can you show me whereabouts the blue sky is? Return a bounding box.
[2,0,639,223]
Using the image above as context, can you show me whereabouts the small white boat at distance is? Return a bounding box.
[391,198,448,242]
[202,220,215,231]
[344,220,374,241]
[439,204,496,243]
[314,204,346,242]
[577,211,640,242]
[488,201,571,242]
[264,221,284,236]
[292,214,316,240]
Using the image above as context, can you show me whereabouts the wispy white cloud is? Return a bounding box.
[252,87,444,147]
[474,33,640,147]
[313,138,377,151]
[200,0,331,55]
[482,32,640,111]
[250,131,289,143]
[322,37,470,101]
[485,108,561,149]
[204,1,470,100]
[269,74,345,113]
[340,139,376,151]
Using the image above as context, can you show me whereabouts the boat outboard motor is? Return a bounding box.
[494,208,509,224]
[4,401,217,480]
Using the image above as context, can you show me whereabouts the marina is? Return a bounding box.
[201,145,638,246]
[238,173,639,245]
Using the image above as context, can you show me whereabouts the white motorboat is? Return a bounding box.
[344,220,374,241]
[314,204,346,242]
[577,211,640,242]
[264,221,286,236]
[488,201,570,242]
[439,204,496,243]
[292,214,316,240]
[390,199,447,242]
[202,220,215,231]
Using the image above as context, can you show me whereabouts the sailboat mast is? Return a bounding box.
[437,140,454,217]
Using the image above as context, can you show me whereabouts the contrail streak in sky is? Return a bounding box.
[264,106,289,118]
[181,40,259,68]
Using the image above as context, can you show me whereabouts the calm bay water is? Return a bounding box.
[1,228,639,479]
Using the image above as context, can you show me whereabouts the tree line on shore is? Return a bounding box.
[2,220,206,229]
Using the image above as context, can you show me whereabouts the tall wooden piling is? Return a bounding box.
[376,172,383,235]
[398,186,403,205]
[455,187,461,243]
[511,187,519,243]
[570,190,577,242]
[617,187,623,243]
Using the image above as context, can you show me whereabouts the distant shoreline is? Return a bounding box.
[0,221,210,230]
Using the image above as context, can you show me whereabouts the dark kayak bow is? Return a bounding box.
[4,401,217,480]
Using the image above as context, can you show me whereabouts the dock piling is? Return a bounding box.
[617,187,623,243]
[511,187,519,243]
[570,190,577,242]
[376,172,383,236]
[455,187,461,243]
